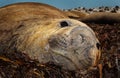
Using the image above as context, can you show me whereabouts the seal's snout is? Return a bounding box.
[69,26,101,67]
[69,27,86,49]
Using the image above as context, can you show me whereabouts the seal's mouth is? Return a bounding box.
[48,26,101,70]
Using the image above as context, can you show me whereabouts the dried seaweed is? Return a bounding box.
[87,23,120,78]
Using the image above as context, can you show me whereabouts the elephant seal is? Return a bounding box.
[0,2,101,71]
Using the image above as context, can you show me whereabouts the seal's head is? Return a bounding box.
[15,19,101,71]
[47,19,101,70]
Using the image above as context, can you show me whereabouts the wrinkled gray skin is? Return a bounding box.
[0,2,101,71]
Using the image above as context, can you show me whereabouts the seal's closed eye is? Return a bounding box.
[60,21,69,27]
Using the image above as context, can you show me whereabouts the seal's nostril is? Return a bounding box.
[96,43,101,50]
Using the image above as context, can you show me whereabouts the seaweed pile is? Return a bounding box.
[87,23,120,78]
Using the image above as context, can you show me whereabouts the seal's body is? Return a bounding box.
[0,2,101,70]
